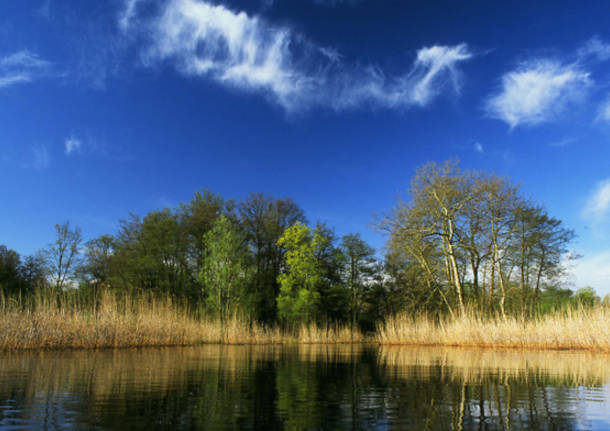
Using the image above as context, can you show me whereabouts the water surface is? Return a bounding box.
[1,344,609,430]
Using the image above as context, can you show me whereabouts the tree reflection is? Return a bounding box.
[0,346,605,430]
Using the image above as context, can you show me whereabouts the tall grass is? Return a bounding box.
[0,289,362,350]
[6,289,610,352]
[377,307,610,351]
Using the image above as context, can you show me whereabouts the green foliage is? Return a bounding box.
[340,233,376,329]
[276,222,323,326]
[180,189,232,272]
[574,286,601,307]
[538,285,574,313]
[238,193,306,323]
[0,246,46,295]
[0,245,23,294]
[110,210,192,295]
[199,215,250,323]
[78,235,114,286]
[8,160,587,329]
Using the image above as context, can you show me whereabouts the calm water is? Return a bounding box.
[0,345,610,430]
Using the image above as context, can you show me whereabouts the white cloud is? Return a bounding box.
[473,142,483,153]
[571,250,610,295]
[123,0,473,112]
[583,179,610,223]
[484,60,590,128]
[548,136,577,147]
[409,44,472,106]
[65,137,82,155]
[38,0,51,20]
[596,97,610,123]
[0,74,31,88]
[0,50,50,89]
[119,0,143,31]
[0,51,49,69]
[577,37,610,62]
[32,144,50,170]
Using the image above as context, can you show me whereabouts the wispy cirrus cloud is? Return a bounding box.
[0,50,51,89]
[62,132,134,162]
[121,0,473,113]
[548,136,577,147]
[484,59,590,128]
[31,144,50,170]
[595,96,610,123]
[64,137,82,155]
[571,250,610,294]
[583,179,610,237]
[38,0,52,20]
[576,37,610,125]
[577,37,610,62]
[119,0,141,31]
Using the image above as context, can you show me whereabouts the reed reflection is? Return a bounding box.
[0,345,607,430]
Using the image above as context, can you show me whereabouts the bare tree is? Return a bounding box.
[382,160,575,319]
[44,221,82,291]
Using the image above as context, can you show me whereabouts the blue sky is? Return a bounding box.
[3,0,610,293]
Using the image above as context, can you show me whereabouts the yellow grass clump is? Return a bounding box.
[377,307,610,351]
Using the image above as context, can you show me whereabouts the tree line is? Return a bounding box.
[0,161,602,328]
[380,160,600,317]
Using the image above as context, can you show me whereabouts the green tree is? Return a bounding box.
[180,189,232,278]
[340,233,376,331]
[311,223,348,324]
[199,215,249,330]
[238,193,306,323]
[111,210,192,295]
[0,245,23,294]
[78,235,114,286]
[276,222,322,327]
[573,286,600,307]
[20,254,47,292]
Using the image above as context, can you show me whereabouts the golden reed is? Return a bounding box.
[0,290,361,350]
[377,307,610,351]
[5,289,610,352]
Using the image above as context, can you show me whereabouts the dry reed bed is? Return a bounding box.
[377,308,610,351]
[5,290,610,351]
[0,292,362,350]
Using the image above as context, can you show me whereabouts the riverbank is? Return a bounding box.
[0,291,363,350]
[3,291,610,351]
[377,308,610,351]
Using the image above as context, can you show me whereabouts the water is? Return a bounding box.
[0,345,609,430]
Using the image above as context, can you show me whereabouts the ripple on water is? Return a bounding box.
[0,345,609,430]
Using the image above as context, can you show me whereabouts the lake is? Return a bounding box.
[0,344,609,430]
